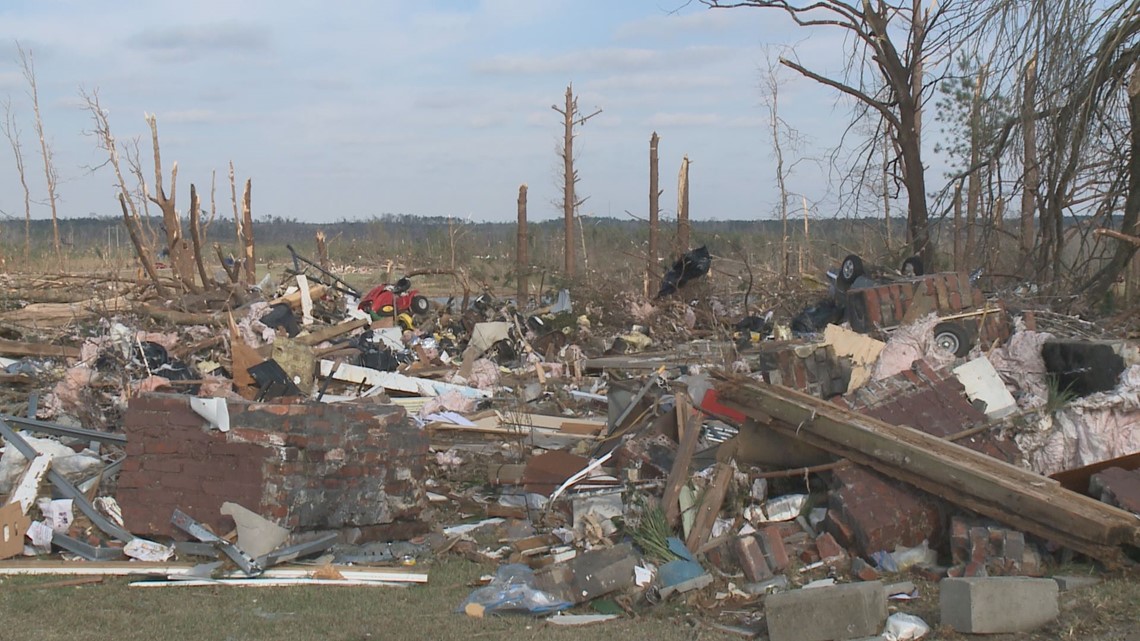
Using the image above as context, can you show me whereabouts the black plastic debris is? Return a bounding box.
[260,303,302,338]
[790,298,846,335]
[656,246,712,298]
[1042,340,1125,397]
[247,359,302,400]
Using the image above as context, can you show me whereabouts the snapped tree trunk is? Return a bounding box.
[188,184,212,289]
[677,155,691,253]
[517,183,528,305]
[1020,57,1039,262]
[146,114,200,293]
[552,84,601,279]
[241,179,255,286]
[649,132,660,295]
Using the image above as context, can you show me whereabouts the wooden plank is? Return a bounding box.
[297,318,369,346]
[663,394,702,528]
[130,578,408,588]
[0,339,80,359]
[684,462,733,553]
[714,373,1140,566]
[0,561,427,582]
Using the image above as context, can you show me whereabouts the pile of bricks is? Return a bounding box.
[117,393,429,538]
[845,272,985,333]
[823,464,943,557]
[837,359,1021,463]
[948,516,1043,578]
[754,342,850,399]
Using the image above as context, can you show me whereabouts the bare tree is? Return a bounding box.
[552,84,601,277]
[707,1,953,266]
[2,100,32,262]
[80,89,166,295]
[17,44,62,263]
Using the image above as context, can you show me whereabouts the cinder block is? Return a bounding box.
[765,581,887,641]
[940,577,1059,634]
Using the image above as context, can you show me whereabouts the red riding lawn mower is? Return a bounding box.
[359,277,431,330]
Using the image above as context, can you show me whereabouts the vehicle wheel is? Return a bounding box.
[410,295,430,315]
[901,255,924,277]
[933,322,972,357]
[838,254,865,288]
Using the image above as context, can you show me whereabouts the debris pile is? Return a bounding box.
[1,251,1139,638]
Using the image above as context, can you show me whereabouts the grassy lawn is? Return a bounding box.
[0,557,739,641]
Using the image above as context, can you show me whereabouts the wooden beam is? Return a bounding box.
[713,372,1140,567]
[685,462,733,553]
[0,339,80,359]
[296,318,368,346]
[663,393,702,528]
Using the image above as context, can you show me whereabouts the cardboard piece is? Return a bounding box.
[0,502,30,560]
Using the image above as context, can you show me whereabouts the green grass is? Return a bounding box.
[0,557,740,641]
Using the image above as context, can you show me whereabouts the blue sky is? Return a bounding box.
[0,0,861,224]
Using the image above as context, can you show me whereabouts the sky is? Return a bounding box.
[0,0,865,225]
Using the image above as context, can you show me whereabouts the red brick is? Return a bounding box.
[816,532,848,567]
[144,440,180,455]
[733,535,772,582]
[964,561,988,577]
[141,458,183,473]
[759,525,790,572]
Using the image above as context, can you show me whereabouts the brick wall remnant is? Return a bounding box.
[117,393,428,538]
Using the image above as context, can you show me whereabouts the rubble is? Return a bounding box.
[1,250,1139,636]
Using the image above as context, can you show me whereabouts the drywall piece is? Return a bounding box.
[825,324,886,393]
[953,357,1018,419]
[297,275,314,326]
[220,502,290,558]
[7,453,53,514]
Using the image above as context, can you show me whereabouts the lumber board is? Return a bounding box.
[663,394,702,527]
[0,561,427,582]
[685,462,733,553]
[0,339,80,359]
[714,372,1140,567]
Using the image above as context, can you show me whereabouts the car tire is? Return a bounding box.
[933,322,972,357]
[901,255,924,277]
[838,254,865,288]
[410,295,430,315]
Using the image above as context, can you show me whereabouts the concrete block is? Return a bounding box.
[1053,575,1101,591]
[940,577,1059,634]
[765,581,887,641]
